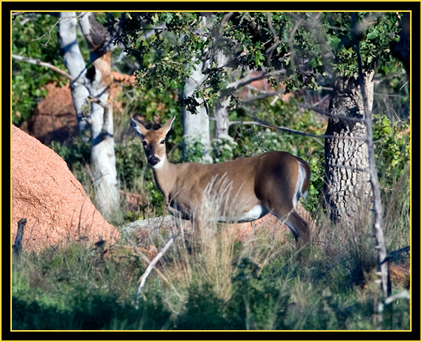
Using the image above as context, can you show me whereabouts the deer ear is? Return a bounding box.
[161,117,175,136]
[131,118,149,138]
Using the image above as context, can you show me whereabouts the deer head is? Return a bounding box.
[131,117,175,169]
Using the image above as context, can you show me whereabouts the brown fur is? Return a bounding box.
[132,117,312,248]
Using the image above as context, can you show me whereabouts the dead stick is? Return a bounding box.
[13,218,27,255]
[135,233,179,308]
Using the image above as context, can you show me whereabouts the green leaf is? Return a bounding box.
[382,126,393,135]
[367,29,379,40]
[328,35,341,50]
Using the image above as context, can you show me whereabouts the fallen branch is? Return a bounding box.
[127,238,182,301]
[135,233,179,308]
[384,290,410,305]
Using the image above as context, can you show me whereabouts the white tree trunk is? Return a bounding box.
[213,50,231,139]
[57,12,90,133]
[58,12,120,220]
[181,17,211,162]
[182,59,211,161]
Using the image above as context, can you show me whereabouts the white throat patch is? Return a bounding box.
[152,154,166,169]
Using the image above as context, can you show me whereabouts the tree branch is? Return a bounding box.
[241,89,287,103]
[239,106,368,142]
[327,164,367,173]
[351,11,390,308]
[12,54,109,109]
[227,69,286,91]
[12,54,77,82]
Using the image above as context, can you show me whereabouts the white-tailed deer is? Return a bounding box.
[132,117,312,248]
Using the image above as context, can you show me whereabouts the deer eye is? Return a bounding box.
[142,140,148,147]
[160,140,165,144]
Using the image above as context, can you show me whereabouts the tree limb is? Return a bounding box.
[227,69,286,91]
[12,54,77,82]
[327,164,367,173]
[239,106,368,142]
[352,11,390,306]
[241,89,287,103]
[12,54,110,109]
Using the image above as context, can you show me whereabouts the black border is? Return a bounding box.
[3,1,421,341]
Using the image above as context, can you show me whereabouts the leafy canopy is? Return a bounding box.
[108,12,404,111]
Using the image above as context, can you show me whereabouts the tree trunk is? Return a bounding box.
[57,12,90,133]
[79,13,119,219]
[324,71,375,226]
[182,59,211,163]
[213,50,231,139]
[181,16,211,162]
[58,12,120,220]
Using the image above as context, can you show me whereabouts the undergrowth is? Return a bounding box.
[12,167,410,330]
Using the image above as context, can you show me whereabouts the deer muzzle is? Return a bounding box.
[148,155,160,166]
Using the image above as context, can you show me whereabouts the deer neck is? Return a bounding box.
[151,154,178,200]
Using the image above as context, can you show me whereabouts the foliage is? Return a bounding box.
[12,242,172,330]
[323,12,402,76]
[12,13,67,126]
[50,136,91,171]
[182,135,213,164]
[372,114,410,185]
[114,139,147,188]
[49,136,92,191]
[211,135,238,163]
[109,12,405,116]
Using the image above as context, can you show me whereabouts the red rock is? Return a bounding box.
[12,125,120,252]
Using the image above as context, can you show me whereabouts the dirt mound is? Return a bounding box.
[20,72,135,144]
[20,82,77,144]
[12,125,120,253]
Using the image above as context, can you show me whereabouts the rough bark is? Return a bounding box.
[58,12,119,220]
[324,71,375,226]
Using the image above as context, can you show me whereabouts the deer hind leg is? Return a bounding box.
[272,208,310,249]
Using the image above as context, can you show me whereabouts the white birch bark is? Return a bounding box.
[213,50,231,139]
[181,16,211,163]
[57,12,90,133]
[182,59,211,162]
[58,12,119,220]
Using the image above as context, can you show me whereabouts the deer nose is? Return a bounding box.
[148,155,160,166]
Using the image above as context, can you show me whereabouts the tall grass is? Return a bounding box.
[12,164,410,330]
